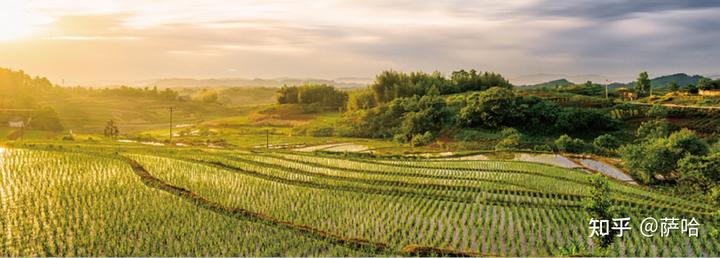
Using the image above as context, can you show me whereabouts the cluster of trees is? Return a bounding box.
[558,81,605,96]
[368,70,511,104]
[342,84,621,146]
[276,84,348,110]
[698,78,720,90]
[0,68,64,131]
[100,86,179,101]
[620,119,719,190]
[192,89,219,103]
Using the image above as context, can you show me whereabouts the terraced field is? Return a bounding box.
[1,147,718,256]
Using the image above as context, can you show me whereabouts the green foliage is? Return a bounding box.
[555,134,592,153]
[410,131,434,147]
[636,71,651,95]
[584,175,614,249]
[459,87,518,129]
[677,154,720,192]
[101,86,179,101]
[369,69,510,104]
[622,128,709,184]
[698,78,720,90]
[593,134,620,150]
[495,128,523,151]
[533,144,553,152]
[636,119,671,140]
[276,84,348,110]
[342,94,448,140]
[30,107,64,131]
[667,128,710,157]
[347,89,377,110]
[646,105,669,118]
[557,81,605,96]
[554,108,620,135]
[667,81,679,91]
[104,120,120,138]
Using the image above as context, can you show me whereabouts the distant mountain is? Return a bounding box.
[626,73,707,89]
[524,73,708,91]
[121,77,367,89]
[522,79,574,89]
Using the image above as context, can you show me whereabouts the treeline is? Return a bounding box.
[276,84,348,110]
[0,68,63,130]
[99,86,179,101]
[619,118,720,194]
[341,86,620,145]
[366,70,511,105]
[698,78,720,90]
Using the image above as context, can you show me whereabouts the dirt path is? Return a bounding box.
[293,143,369,152]
[119,155,389,253]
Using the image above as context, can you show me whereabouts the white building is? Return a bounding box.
[8,117,24,128]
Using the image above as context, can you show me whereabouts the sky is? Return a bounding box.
[0,0,719,85]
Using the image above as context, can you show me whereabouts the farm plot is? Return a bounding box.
[121,149,719,256]
[0,148,370,256]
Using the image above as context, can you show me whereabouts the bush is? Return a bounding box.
[636,119,671,140]
[533,144,553,152]
[676,153,720,192]
[646,105,669,118]
[410,131,434,147]
[496,128,523,151]
[593,134,620,150]
[555,134,591,153]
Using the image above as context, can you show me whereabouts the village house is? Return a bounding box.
[7,117,25,128]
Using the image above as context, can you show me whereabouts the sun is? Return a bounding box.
[0,2,52,42]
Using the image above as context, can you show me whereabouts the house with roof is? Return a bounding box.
[7,117,25,128]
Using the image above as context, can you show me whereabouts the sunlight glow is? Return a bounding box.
[0,2,53,42]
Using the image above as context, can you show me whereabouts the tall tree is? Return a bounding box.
[636,71,651,95]
[104,120,119,139]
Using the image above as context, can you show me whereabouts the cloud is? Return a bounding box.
[528,0,720,20]
[1,0,719,85]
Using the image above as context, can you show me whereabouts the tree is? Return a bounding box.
[677,153,720,192]
[495,128,523,151]
[104,120,119,138]
[636,119,671,140]
[622,128,709,184]
[646,105,668,118]
[698,78,712,90]
[347,89,377,110]
[667,81,679,92]
[555,134,591,153]
[667,128,710,157]
[636,71,651,95]
[584,175,615,249]
[593,134,620,150]
[459,87,517,129]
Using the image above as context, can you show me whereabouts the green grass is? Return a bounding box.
[37,92,243,134]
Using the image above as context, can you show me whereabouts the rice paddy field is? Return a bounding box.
[0,146,718,256]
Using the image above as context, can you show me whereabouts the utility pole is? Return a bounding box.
[605,79,609,99]
[169,107,175,145]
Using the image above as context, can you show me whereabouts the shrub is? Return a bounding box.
[593,134,620,150]
[533,144,553,152]
[410,131,434,147]
[555,134,591,153]
[496,128,523,151]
